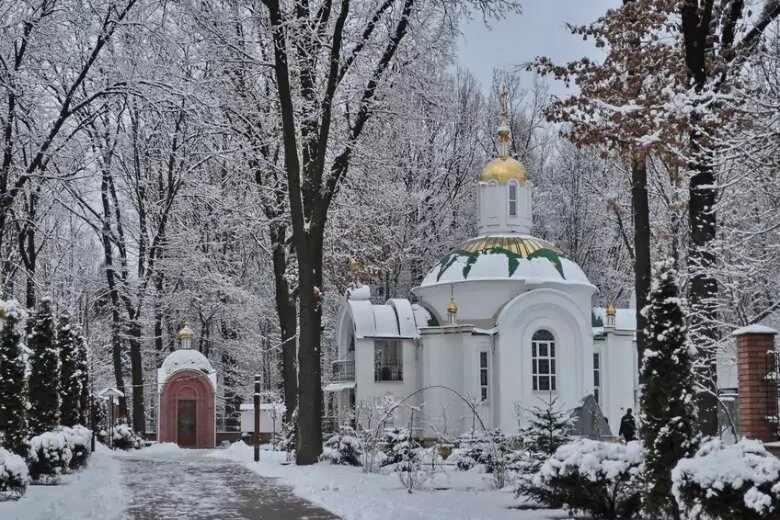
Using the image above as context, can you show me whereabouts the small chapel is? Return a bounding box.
[157,326,218,448]
[329,95,639,437]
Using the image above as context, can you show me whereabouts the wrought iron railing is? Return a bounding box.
[332,359,355,381]
[375,361,403,382]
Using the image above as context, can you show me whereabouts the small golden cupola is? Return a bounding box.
[480,87,528,183]
[447,283,458,324]
[606,304,616,328]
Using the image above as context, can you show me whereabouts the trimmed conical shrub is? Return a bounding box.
[28,298,60,435]
[0,301,29,456]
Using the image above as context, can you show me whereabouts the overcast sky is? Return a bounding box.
[457,0,621,94]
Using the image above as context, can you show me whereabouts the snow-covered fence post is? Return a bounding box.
[254,375,260,462]
[734,325,779,443]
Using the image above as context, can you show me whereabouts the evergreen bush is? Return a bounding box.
[63,425,92,470]
[321,427,363,466]
[112,419,141,450]
[516,398,574,475]
[525,438,644,519]
[640,259,701,518]
[380,427,412,466]
[673,438,780,520]
[0,301,29,457]
[74,328,90,426]
[26,430,73,483]
[28,298,60,435]
[0,447,29,499]
[58,314,83,428]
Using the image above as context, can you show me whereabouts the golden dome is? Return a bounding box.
[447,297,458,315]
[480,157,528,183]
[179,325,194,340]
[606,304,616,317]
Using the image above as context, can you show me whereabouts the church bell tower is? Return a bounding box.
[477,87,533,236]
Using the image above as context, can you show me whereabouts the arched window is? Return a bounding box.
[508,181,518,217]
[531,330,556,391]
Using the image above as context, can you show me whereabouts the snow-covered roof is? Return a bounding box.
[592,307,636,331]
[420,235,592,288]
[732,324,779,336]
[158,349,217,392]
[239,403,287,412]
[344,287,419,339]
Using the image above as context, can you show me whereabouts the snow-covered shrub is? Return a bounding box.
[62,425,92,469]
[321,427,363,466]
[672,438,780,519]
[452,429,518,475]
[515,398,574,476]
[397,444,437,493]
[276,408,297,456]
[525,439,643,519]
[26,430,73,483]
[380,427,412,467]
[0,447,29,499]
[112,420,141,450]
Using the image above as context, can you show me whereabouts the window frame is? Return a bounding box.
[593,352,601,404]
[479,351,489,402]
[508,181,518,217]
[374,339,403,382]
[531,329,557,392]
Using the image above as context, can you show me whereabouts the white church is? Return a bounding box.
[328,100,639,437]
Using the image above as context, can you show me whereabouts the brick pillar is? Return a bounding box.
[734,325,779,442]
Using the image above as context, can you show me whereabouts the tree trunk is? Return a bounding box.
[271,223,298,422]
[127,319,145,434]
[296,236,323,465]
[631,154,651,377]
[688,159,719,435]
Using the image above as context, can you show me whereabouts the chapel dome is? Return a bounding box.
[480,156,528,183]
[160,349,215,377]
[420,235,591,287]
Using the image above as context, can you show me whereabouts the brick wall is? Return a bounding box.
[736,330,778,443]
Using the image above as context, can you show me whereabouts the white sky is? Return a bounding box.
[457,0,621,94]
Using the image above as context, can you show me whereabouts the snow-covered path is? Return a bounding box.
[120,448,339,520]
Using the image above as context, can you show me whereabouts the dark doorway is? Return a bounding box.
[177,400,197,447]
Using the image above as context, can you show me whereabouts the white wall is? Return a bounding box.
[599,330,639,432]
[418,327,473,437]
[477,180,533,235]
[495,288,594,433]
[354,338,420,430]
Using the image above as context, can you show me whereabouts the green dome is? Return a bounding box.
[421,235,585,286]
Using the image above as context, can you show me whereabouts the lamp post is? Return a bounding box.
[99,387,125,449]
[254,375,260,462]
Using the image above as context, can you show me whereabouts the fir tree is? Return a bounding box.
[28,298,60,434]
[640,259,700,519]
[0,301,29,456]
[74,327,90,426]
[58,314,82,427]
[518,397,574,462]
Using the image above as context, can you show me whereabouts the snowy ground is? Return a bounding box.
[1,442,569,519]
[213,443,569,520]
[1,444,127,520]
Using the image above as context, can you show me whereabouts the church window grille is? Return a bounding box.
[374,340,402,381]
[508,182,518,216]
[479,352,489,401]
[532,330,556,391]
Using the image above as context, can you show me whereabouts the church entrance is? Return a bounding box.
[177,400,197,447]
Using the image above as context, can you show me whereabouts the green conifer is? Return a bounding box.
[640,260,701,519]
[59,314,82,427]
[28,298,60,434]
[0,301,29,456]
[74,327,90,426]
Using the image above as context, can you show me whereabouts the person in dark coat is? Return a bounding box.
[619,408,637,442]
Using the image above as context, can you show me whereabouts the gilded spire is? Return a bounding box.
[497,85,510,160]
